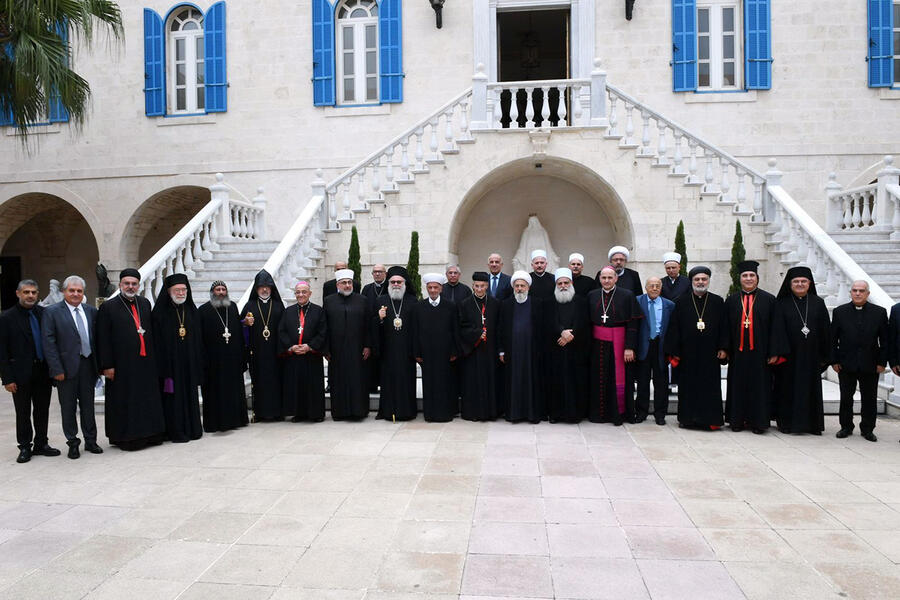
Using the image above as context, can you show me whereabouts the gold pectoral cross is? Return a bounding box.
[743,318,751,328]
[223,327,231,343]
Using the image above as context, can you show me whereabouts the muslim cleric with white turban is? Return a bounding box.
[568,252,597,297]
[528,249,556,301]
[595,245,642,298]
[661,252,690,301]
[412,272,461,422]
[545,265,591,422]
[498,269,545,423]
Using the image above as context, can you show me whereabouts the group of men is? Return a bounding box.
[3,245,900,462]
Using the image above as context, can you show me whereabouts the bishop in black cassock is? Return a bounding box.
[441,265,472,303]
[664,266,726,430]
[414,273,460,422]
[544,268,590,423]
[96,269,166,450]
[240,270,284,421]
[362,264,388,392]
[458,272,501,421]
[324,269,373,420]
[374,266,418,421]
[499,271,545,423]
[151,273,202,443]
[773,267,830,435]
[279,281,327,422]
[198,281,248,433]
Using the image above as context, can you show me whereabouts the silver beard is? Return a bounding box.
[514,291,528,304]
[121,289,137,299]
[388,285,406,301]
[210,295,231,308]
[170,295,186,305]
[554,287,575,304]
[692,284,708,295]
[338,288,352,297]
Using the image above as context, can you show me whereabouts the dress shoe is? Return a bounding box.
[33,444,61,457]
[67,445,80,459]
[655,417,666,426]
[634,415,647,424]
[731,426,744,432]
[16,448,32,463]
[862,432,878,442]
[752,428,765,435]
[835,428,853,439]
[84,443,103,454]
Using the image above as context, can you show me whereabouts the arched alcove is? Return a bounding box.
[121,185,211,266]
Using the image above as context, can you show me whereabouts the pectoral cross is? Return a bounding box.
[137,327,146,335]
[601,314,609,323]
[743,318,751,328]
[298,325,304,336]
[222,327,231,343]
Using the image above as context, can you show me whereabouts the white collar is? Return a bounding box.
[429,296,441,306]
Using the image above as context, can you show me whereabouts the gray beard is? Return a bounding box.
[692,286,708,295]
[554,288,575,304]
[258,295,270,303]
[210,295,231,308]
[170,295,186,305]
[121,290,137,299]
[514,292,528,304]
[338,288,352,297]
[388,286,405,301]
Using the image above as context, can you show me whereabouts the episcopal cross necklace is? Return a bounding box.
[175,305,186,340]
[390,297,404,331]
[119,296,145,335]
[692,293,709,331]
[741,292,755,329]
[600,288,616,324]
[257,300,273,341]
[214,306,231,343]
[792,296,810,338]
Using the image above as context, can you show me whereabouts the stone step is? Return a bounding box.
[203,254,279,264]
[846,260,899,274]
[216,240,280,251]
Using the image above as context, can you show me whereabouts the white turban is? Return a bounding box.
[511,270,532,286]
[335,269,354,282]
[530,249,548,261]
[608,246,630,261]
[568,253,584,263]
[554,268,573,281]
[422,273,446,285]
[663,252,681,265]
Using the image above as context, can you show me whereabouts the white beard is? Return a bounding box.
[554,288,575,304]
[692,285,708,294]
[210,295,231,308]
[388,285,406,301]
[338,288,352,297]
[170,295,186,305]
[514,291,528,304]
[121,289,137,299]
[258,294,270,303]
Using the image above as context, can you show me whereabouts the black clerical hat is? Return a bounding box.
[777,266,817,298]
[120,268,141,281]
[248,269,282,305]
[472,271,490,282]
[164,273,189,288]
[736,260,759,274]
[386,266,409,280]
[688,266,711,279]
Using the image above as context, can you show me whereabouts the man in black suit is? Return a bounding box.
[890,301,900,378]
[487,253,512,300]
[831,280,889,442]
[322,261,360,298]
[42,275,101,459]
[0,279,61,463]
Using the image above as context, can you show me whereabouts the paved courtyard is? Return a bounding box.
[1,391,900,600]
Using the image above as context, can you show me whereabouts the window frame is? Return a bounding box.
[894,1,900,85]
[696,0,742,91]
[167,7,206,115]
[335,0,380,106]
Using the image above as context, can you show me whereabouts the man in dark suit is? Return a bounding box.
[322,261,360,298]
[42,275,101,459]
[635,277,675,425]
[487,253,512,300]
[0,279,60,463]
[831,280,889,442]
[890,301,900,378]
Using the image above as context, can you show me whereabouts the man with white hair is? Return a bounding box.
[279,281,328,422]
[458,272,501,421]
[545,268,590,423]
[661,252,690,301]
[323,268,373,420]
[498,271,545,423]
[414,273,460,422]
[528,249,556,300]
[568,253,597,297]
[596,246,642,298]
[441,264,472,303]
[374,266,418,421]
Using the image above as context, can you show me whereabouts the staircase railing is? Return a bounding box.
[826,156,900,238]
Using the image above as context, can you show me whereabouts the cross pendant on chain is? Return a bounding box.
[222,328,231,343]
[601,314,609,323]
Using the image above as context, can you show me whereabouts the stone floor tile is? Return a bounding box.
[547,523,631,558]
[539,458,598,477]
[237,514,327,547]
[544,497,617,524]
[667,478,739,500]
[270,589,364,600]
[404,493,476,522]
[826,462,900,482]
[202,488,285,514]
[724,561,844,600]
[726,479,808,503]
[815,561,900,600]
[296,471,366,492]
[0,529,88,581]
[390,520,471,554]
[594,458,659,479]
[473,496,544,523]
[821,502,900,530]
[480,456,540,477]
[283,547,385,589]
[374,551,465,593]
[612,500,693,527]
[536,442,592,461]
[855,481,900,504]
[356,473,421,494]
[269,491,348,518]
[45,534,154,576]
[178,582,276,600]
[336,491,412,519]
[780,529,891,564]
[432,441,486,457]
[751,502,845,530]
[603,477,673,501]
[551,557,649,599]
[701,528,801,562]
[541,475,607,498]
[678,499,768,528]
[483,443,537,458]
[637,559,744,600]
[312,517,400,551]
[82,575,187,600]
[118,540,227,581]
[460,554,553,598]
[200,544,305,585]
[0,501,73,530]
[791,480,878,504]
[637,444,702,462]
[853,529,900,562]
[235,469,303,490]
[765,460,843,482]
[416,474,479,495]
[468,521,548,555]
[651,460,720,481]
[372,456,431,474]
[168,511,259,543]
[34,504,131,534]
[477,475,542,497]
[0,569,106,600]
[364,592,457,600]
[379,442,436,458]
[313,455,377,473]
[424,455,483,475]
[624,526,715,560]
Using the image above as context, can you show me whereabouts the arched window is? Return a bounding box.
[336,0,379,104]
[168,7,205,113]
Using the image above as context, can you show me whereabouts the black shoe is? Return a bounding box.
[835,428,853,439]
[33,444,61,457]
[67,445,80,459]
[84,443,103,454]
[16,448,31,463]
[655,417,666,426]
[862,432,878,442]
[634,415,647,424]
[752,428,765,435]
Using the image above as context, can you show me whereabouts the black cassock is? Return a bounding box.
[374,294,417,421]
[278,302,327,421]
[721,289,787,430]
[151,299,203,442]
[545,296,591,423]
[458,294,500,421]
[441,282,472,303]
[573,275,598,297]
[661,275,691,302]
[323,292,372,420]
[362,281,387,392]
[528,272,556,300]
[198,302,248,432]
[773,294,830,434]
[413,298,459,422]
[596,267,643,298]
[664,292,726,428]
[586,287,641,424]
[241,298,284,420]
[499,296,545,423]
[96,296,166,449]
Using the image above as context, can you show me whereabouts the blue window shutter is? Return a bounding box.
[379,0,403,103]
[143,8,165,116]
[312,0,335,106]
[672,0,697,92]
[1,43,14,125]
[744,0,772,90]
[49,20,69,123]
[868,0,893,87]
[204,1,228,112]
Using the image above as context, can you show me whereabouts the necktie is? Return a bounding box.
[491,275,498,297]
[28,311,44,361]
[74,307,91,357]
[648,299,658,339]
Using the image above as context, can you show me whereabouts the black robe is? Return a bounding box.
[323,292,372,419]
[596,267,643,298]
[458,294,500,421]
[721,289,788,430]
[240,298,284,420]
[96,296,166,449]
[413,298,459,422]
[773,294,830,434]
[664,292,726,428]
[324,278,360,299]
[441,282,472,303]
[528,272,556,301]
[374,293,418,421]
[361,281,387,392]
[586,287,642,424]
[198,302,248,432]
[573,275,598,297]
[278,302,327,421]
[545,295,591,423]
[661,275,691,302]
[499,296,545,423]
[151,299,203,442]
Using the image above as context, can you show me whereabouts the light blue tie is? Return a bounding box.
[649,299,658,339]
[74,307,91,357]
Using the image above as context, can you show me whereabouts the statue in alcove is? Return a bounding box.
[513,215,560,272]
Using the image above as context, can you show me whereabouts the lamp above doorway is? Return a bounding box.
[429,0,444,29]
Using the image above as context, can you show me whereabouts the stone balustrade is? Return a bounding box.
[485,78,591,129]
[826,156,900,237]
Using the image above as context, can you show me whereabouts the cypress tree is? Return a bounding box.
[674,220,688,276]
[348,226,362,286]
[407,231,422,299]
[728,220,746,296]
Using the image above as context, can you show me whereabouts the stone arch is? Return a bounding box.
[448,156,635,278]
